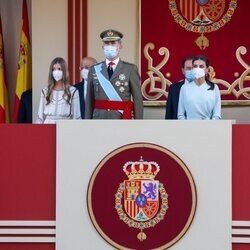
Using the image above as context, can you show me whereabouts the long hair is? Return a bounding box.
[46,57,71,105]
[192,55,214,90]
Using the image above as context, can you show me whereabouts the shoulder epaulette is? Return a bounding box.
[123,61,135,66]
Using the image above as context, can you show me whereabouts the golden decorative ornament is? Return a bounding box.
[195,34,209,50]
[107,31,113,37]
[137,231,147,242]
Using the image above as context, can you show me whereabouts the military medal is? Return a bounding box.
[119,74,126,81]
[119,86,125,93]
[115,81,121,86]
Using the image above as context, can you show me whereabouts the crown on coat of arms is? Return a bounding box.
[123,157,160,180]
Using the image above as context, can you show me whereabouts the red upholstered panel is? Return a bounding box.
[0,125,56,220]
[232,125,250,221]
[0,244,54,250]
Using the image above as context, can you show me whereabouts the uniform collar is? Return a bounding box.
[106,57,120,67]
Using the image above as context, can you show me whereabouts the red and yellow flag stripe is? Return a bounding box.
[13,0,32,122]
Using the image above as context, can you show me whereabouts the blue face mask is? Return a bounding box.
[103,45,118,59]
[185,70,195,82]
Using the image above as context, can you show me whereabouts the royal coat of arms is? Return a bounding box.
[88,143,197,249]
[168,0,237,49]
[115,157,168,241]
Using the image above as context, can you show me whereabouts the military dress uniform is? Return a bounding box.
[84,29,143,119]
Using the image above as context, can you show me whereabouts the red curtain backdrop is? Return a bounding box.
[141,0,250,105]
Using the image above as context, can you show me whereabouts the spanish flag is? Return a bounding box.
[0,16,10,123]
[13,0,32,122]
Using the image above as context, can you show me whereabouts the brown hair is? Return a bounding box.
[192,55,214,90]
[46,57,71,105]
[181,56,194,69]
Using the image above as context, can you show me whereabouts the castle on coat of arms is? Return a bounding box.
[115,157,168,241]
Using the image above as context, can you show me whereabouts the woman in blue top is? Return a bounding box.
[178,55,221,120]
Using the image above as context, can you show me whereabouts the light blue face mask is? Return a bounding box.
[103,45,118,59]
[185,70,195,82]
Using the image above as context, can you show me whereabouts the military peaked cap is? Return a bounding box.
[100,29,123,42]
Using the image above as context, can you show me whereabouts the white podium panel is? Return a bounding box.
[56,120,232,250]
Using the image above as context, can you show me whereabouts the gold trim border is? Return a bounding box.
[87,143,197,250]
[143,100,250,107]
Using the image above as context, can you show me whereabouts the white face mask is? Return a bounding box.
[81,68,89,80]
[103,45,118,59]
[192,67,205,79]
[52,70,63,82]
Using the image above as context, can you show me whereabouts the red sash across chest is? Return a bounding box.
[94,100,134,119]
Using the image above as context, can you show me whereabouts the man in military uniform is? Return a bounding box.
[85,29,143,119]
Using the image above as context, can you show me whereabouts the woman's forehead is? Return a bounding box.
[53,63,61,68]
[193,59,205,65]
